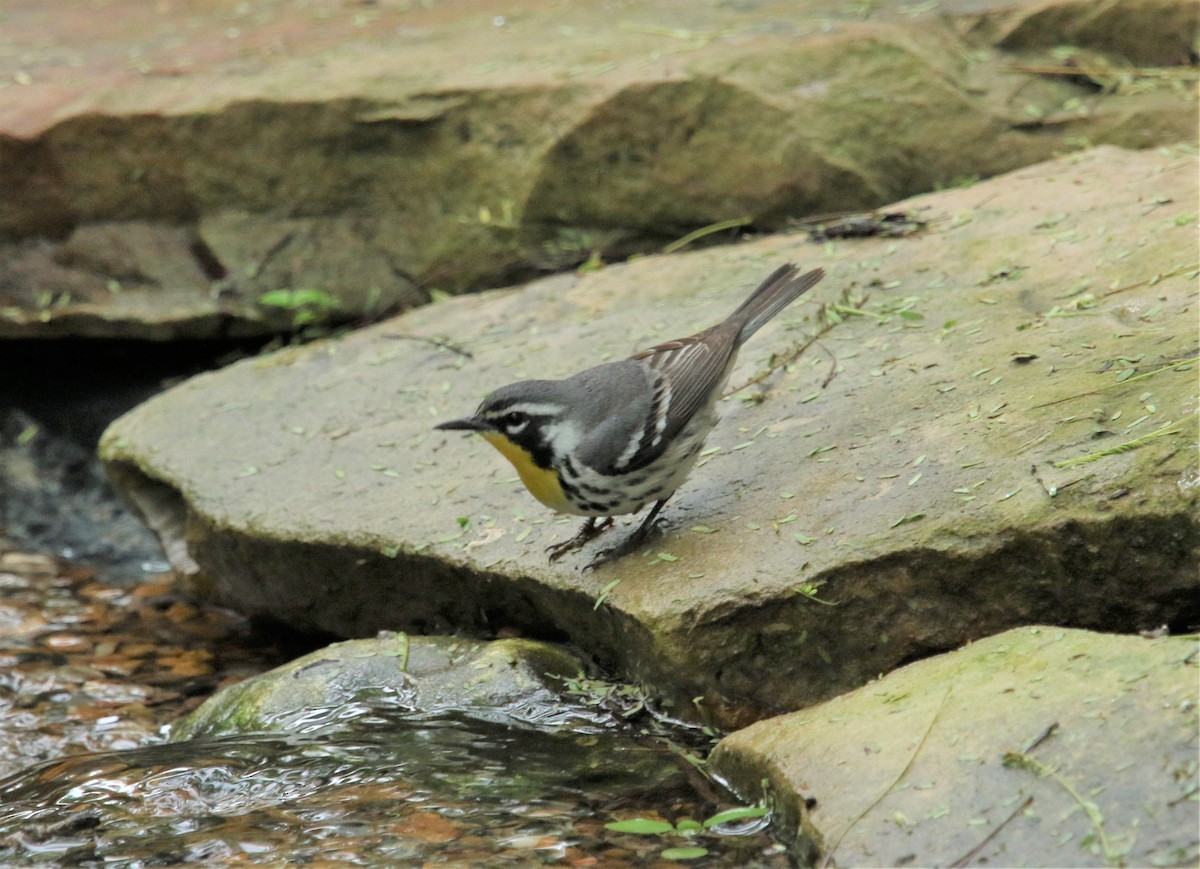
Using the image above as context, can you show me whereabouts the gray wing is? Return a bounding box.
[614,325,737,473]
[566,360,657,475]
[573,265,820,475]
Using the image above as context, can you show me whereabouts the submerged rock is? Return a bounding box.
[710,626,1200,868]
[173,633,595,740]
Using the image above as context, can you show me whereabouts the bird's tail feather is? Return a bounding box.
[731,263,825,346]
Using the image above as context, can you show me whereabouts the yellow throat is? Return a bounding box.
[481,432,571,512]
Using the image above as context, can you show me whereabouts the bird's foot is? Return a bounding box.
[547,516,614,563]
[581,504,668,571]
[550,500,672,570]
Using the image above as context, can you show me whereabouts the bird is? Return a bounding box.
[435,262,826,568]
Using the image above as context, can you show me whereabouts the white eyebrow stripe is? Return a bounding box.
[483,402,563,418]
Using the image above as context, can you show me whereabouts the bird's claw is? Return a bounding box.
[546,517,614,563]
[580,519,661,571]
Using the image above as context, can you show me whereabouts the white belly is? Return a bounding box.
[556,407,716,517]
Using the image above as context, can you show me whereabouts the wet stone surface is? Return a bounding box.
[0,409,168,582]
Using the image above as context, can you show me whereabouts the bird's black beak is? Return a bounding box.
[434,416,490,432]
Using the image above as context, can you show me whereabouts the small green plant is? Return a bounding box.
[793,581,838,606]
[594,577,622,609]
[258,288,341,326]
[604,805,771,861]
[662,216,752,254]
[1052,421,1183,468]
[558,673,652,719]
[1002,751,1128,864]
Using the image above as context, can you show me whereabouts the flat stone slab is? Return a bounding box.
[101,145,1199,727]
[2,0,1195,337]
[710,626,1200,868]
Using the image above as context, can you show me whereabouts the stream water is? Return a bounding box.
[0,550,790,867]
[0,712,787,866]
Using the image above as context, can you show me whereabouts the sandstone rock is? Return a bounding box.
[101,145,1199,728]
[2,0,1195,338]
[710,626,1200,868]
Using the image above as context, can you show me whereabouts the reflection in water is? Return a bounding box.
[0,709,786,866]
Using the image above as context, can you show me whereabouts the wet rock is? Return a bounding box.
[709,626,1200,868]
[0,409,166,580]
[0,336,264,580]
[2,0,1196,338]
[101,146,1199,728]
[173,633,594,739]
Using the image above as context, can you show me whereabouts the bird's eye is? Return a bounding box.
[502,411,528,432]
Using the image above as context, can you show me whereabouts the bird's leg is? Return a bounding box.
[547,516,615,562]
[584,498,670,571]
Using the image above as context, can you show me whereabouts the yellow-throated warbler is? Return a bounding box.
[436,263,825,567]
